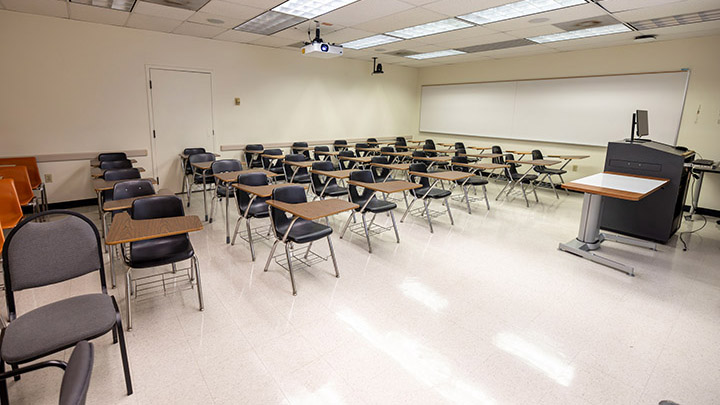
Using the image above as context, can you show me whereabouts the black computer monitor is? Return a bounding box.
[636,110,649,137]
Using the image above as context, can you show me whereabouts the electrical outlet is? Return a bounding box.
[234,97,241,106]
[572,165,578,172]
[44,174,53,183]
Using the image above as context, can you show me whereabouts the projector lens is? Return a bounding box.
[321,44,329,52]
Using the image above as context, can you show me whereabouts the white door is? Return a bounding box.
[149,68,214,192]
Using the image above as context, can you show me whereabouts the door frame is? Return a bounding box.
[144,65,217,188]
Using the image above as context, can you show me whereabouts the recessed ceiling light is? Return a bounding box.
[631,8,720,30]
[272,0,359,19]
[342,34,402,50]
[406,50,466,60]
[141,0,209,12]
[458,0,586,25]
[234,11,306,35]
[528,23,631,43]
[386,18,472,40]
[69,0,136,12]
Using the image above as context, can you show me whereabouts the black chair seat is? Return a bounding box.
[510,173,538,182]
[239,200,270,218]
[216,184,235,197]
[319,184,348,197]
[1,294,116,364]
[535,167,567,175]
[355,197,396,213]
[276,219,332,244]
[412,187,451,199]
[291,173,311,183]
[456,175,488,186]
[128,235,194,268]
[193,174,215,184]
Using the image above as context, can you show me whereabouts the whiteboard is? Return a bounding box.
[419,71,690,147]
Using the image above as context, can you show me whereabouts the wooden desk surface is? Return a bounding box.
[381,151,412,157]
[348,180,421,194]
[467,146,492,150]
[562,172,669,201]
[92,177,157,192]
[315,150,340,156]
[424,149,457,154]
[507,159,561,166]
[338,156,372,163]
[190,161,213,170]
[460,153,503,159]
[356,147,381,152]
[283,160,316,168]
[233,183,304,198]
[91,167,145,178]
[261,154,285,159]
[407,140,424,144]
[436,142,455,147]
[452,162,509,170]
[90,158,137,167]
[366,141,382,145]
[102,189,174,211]
[179,153,220,159]
[370,162,410,171]
[413,156,451,162]
[214,169,278,183]
[309,169,357,179]
[106,212,203,245]
[265,198,358,221]
[507,150,532,155]
[409,171,472,181]
[547,155,591,160]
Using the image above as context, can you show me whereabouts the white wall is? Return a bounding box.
[417,35,720,211]
[0,10,420,202]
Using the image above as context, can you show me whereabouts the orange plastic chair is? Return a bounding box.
[0,179,23,229]
[0,157,45,212]
[0,166,35,208]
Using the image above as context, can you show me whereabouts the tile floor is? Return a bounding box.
[3,180,719,405]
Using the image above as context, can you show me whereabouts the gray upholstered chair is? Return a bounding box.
[0,211,132,402]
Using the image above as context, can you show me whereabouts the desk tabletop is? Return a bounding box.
[102,189,174,212]
[315,150,340,156]
[467,146,493,150]
[233,182,304,198]
[348,180,420,194]
[409,170,472,181]
[507,159,561,166]
[413,156,451,162]
[106,212,203,245]
[547,155,591,160]
[310,169,357,179]
[283,160,317,168]
[424,149,457,154]
[436,142,455,147]
[190,161,214,170]
[92,177,157,192]
[90,158,137,167]
[407,140,424,144]
[506,150,532,155]
[179,153,220,159]
[356,147,381,152]
[261,153,284,160]
[562,172,669,201]
[338,156,372,163]
[265,198,358,221]
[370,162,410,171]
[91,167,145,178]
[214,169,279,183]
[460,153,503,159]
[365,141,382,145]
[381,151,412,157]
[452,162,509,170]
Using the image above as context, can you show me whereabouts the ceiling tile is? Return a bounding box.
[612,0,720,22]
[214,28,264,42]
[421,0,510,17]
[397,0,438,5]
[600,0,686,13]
[272,22,345,40]
[503,24,565,39]
[1,0,68,18]
[639,19,720,36]
[132,1,194,20]
[221,0,284,8]
[69,3,130,26]
[353,7,448,33]
[324,27,378,43]
[481,43,557,59]
[481,3,605,32]
[199,0,264,20]
[140,0,210,12]
[173,21,227,37]
[126,12,183,32]
[187,11,245,28]
[250,34,298,47]
[320,0,414,27]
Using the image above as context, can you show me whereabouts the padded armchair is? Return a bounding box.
[232,173,271,261]
[264,186,339,295]
[340,170,399,253]
[0,211,132,401]
[531,149,567,198]
[245,144,264,168]
[283,154,311,184]
[97,152,127,162]
[209,159,243,223]
[122,196,203,330]
[401,163,453,233]
[310,161,348,199]
[99,159,132,170]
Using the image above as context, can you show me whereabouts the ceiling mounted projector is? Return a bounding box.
[301,21,343,58]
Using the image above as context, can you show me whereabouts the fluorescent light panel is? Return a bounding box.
[386,18,472,39]
[406,50,466,60]
[234,11,306,35]
[70,0,135,11]
[342,34,402,50]
[528,23,631,43]
[631,8,720,30]
[273,0,358,19]
[459,0,586,25]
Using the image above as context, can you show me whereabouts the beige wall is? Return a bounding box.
[417,35,720,211]
[0,10,419,203]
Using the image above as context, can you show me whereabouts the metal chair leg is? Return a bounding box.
[389,210,400,243]
[193,256,204,311]
[125,270,132,331]
[559,175,569,195]
[423,199,434,233]
[285,243,297,296]
[463,185,472,214]
[265,240,279,272]
[231,218,242,245]
[361,213,372,253]
[340,211,354,238]
[246,219,256,261]
[547,175,559,199]
[327,236,340,278]
[521,183,530,207]
[401,197,418,222]
[483,185,490,210]
[110,296,133,395]
[445,197,454,225]
[532,181,539,202]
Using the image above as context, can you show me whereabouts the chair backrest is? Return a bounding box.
[425,139,436,150]
[454,142,465,150]
[235,172,269,210]
[212,159,242,174]
[183,147,206,156]
[112,179,155,201]
[0,157,42,189]
[99,159,132,170]
[188,153,216,165]
[455,147,466,157]
[0,166,34,205]
[3,210,107,319]
[97,152,127,162]
[370,156,390,179]
[355,143,369,150]
[270,186,307,236]
[505,154,518,176]
[422,143,438,157]
[395,138,408,151]
[263,148,283,168]
[338,150,356,170]
[0,179,23,229]
[292,142,310,158]
[333,140,348,151]
[284,154,309,177]
[367,138,378,143]
[131,195,184,220]
[102,168,141,181]
[409,163,430,188]
[313,146,330,161]
[532,149,544,160]
[451,156,470,172]
[244,144,263,167]
[348,170,375,203]
[58,341,94,405]
[310,161,336,192]
[0,219,4,253]
[412,150,427,160]
[380,146,394,153]
[492,146,504,164]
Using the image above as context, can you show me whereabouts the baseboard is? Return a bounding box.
[683,205,720,218]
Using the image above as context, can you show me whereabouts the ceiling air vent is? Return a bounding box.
[553,14,621,31]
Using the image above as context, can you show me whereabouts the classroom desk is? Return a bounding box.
[338,155,372,168]
[402,170,472,232]
[309,169,357,197]
[264,197,358,295]
[260,153,284,170]
[314,150,340,161]
[91,167,145,178]
[179,152,220,160]
[283,159,317,183]
[460,153,503,159]
[559,172,668,276]
[547,155,590,171]
[407,140,424,144]
[370,162,411,181]
[92,177,157,224]
[342,180,421,252]
[356,147,381,156]
[380,151,412,164]
[497,159,561,206]
[244,149,265,168]
[424,149,457,155]
[467,146,493,151]
[190,160,214,221]
[436,142,456,148]
[90,158,137,167]
[506,151,532,160]
[412,155,451,170]
[292,146,313,151]
[214,168,279,243]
